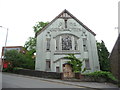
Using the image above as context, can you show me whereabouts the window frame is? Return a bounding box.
[46,59,51,71]
[46,38,51,51]
[55,34,79,52]
[85,59,91,70]
[83,38,88,52]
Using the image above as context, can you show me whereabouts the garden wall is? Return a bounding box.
[10,69,119,84]
[14,69,62,79]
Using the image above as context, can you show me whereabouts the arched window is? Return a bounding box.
[55,34,78,51]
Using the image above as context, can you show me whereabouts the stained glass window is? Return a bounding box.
[55,34,78,51]
[62,35,72,50]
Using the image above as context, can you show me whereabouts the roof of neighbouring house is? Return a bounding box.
[109,34,120,58]
[1,46,25,56]
[36,9,96,37]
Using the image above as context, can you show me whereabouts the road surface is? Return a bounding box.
[2,73,86,88]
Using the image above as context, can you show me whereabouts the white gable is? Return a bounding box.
[35,10,100,73]
[36,9,96,37]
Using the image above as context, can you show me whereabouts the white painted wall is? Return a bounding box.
[35,15,100,73]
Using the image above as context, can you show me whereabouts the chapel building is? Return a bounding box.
[35,9,100,73]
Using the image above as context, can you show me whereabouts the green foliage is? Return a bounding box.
[23,21,49,70]
[24,21,49,53]
[3,64,13,72]
[33,21,49,33]
[3,67,23,73]
[64,54,85,73]
[4,50,35,70]
[5,50,24,68]
[24,37,36,53]
[96,40,110,71]
[4,21,49,72]
[12,67,23,73]
[84,71,118,82]
[82,68,87,73]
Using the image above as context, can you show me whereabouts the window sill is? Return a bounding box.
[54,50,81,55]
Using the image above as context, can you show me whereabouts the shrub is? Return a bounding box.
[118,82,120,87]
[3,65,13,72]
[84,71,118,82]
[12,67,23,73]
[63,54,86,73]
[4,50,35,70]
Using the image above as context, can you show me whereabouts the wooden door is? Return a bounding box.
[62,64,74,79]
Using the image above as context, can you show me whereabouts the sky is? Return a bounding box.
[0,0,119,57]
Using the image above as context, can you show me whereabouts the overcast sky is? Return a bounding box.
[0,0,119,56]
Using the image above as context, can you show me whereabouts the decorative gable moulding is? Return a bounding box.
[36,9,96,37]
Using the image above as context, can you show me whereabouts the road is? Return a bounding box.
[2,73,86,88]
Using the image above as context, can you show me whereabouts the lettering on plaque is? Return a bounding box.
[50,28,82,32]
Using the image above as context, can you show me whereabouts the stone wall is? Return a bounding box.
[11,69,118,84]
[15,69,62,79]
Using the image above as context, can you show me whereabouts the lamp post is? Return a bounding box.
[0,26,9,72]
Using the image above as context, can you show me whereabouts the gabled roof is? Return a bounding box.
[36,9,96,37]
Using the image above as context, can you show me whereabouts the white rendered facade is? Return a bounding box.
[35,10,100,73]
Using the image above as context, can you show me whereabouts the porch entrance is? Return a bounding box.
[62,63,74,79]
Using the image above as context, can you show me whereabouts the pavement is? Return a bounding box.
[0,72,2,90]
[2,72,119,89]
[34,77,119,89]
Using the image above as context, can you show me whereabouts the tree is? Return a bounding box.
[64,54,86,73]
[33,21,49,33]
[24,21,49,54]
[4,50,24,68]
[4,50,35,69]
[24,37,36,54]
[96,40,110,71]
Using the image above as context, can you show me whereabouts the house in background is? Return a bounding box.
[109,35,120,80]
[109,2,120,80]
[35,9,100,73]
[1,46,25,68]
[1,46,25,57]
